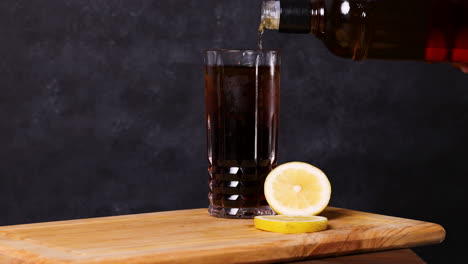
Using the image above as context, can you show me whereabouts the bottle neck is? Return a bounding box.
[261,1,281,31]
[261,0,325,36]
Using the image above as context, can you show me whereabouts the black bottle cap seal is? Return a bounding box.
[279,0,312,33]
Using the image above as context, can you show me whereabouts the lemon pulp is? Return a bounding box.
[264,162,331,216]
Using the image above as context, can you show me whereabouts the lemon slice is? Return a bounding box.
[264,162,331,216]
[254,215,328,234]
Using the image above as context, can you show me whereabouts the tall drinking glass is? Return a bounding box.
[204,50,280,218]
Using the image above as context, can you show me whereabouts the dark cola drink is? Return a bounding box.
[205,50,280,218]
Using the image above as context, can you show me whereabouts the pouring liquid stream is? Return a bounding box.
[258,23,265,50]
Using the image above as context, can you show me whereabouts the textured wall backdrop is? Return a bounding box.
[1,0,467,263]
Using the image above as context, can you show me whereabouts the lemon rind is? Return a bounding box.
[254,215,328,234]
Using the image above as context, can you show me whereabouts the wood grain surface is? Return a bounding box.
[0,207,445,264]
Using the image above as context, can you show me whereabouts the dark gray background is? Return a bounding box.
[1,0,467,263]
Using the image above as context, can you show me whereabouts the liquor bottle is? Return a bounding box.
[260,0,468,62]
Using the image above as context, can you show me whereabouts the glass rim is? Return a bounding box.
[205,49,280,54]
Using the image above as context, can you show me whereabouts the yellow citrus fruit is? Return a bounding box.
[254,215,328,234]
[264,162,331,216]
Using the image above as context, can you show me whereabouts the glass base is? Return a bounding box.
[209,205,276,219]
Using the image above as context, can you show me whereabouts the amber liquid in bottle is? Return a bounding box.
[262,0,468,62]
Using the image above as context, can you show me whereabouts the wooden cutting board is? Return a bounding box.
[0,207,445,264]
